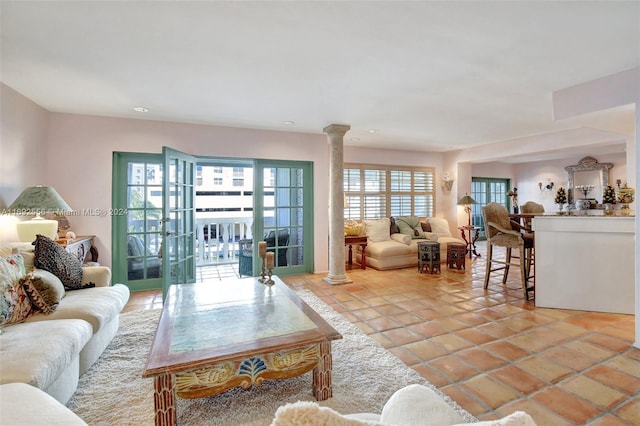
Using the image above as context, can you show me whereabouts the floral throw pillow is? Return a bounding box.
[0,254,33,326]
[33,235,94,290]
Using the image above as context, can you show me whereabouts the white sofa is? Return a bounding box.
[272,384,536,425]
[0,246,130,404]
[356,217,465,270]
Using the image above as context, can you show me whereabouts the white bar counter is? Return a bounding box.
[532,213,635,314]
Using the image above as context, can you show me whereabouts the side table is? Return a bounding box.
[345,235,367,270]
[57,235,98,264]
[458,226,480,259]
[418,241,440,274]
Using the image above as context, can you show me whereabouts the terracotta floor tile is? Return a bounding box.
[603,355,640,377]
[564,341,616,362]
[368,332,395,349]
[402,340,449,362]
[585,365,640,395]
[508,333,554,353]
[440,384,489,417]
[453,312,490,326]
[545,321,592,338]
[388,346,421,366]
[365,316,403,332]
[483,341,530,362]
[489,365,546,394]
[456,347,509,371]
[341,299,370,310]
[559,376,627,410]
[350,307,382,321]
[412,363,450,388]
[584,333,633,352]
[373,303,407,316]
[413,308,447,320]
[476,322,518,339]
[430,333,475,352]
[539,346,597,372]
[429,356,479,382]
[431,316,470,332]
[353,321,376,335]
[588,414,633,426]
[614,398,640,425]
[407,321,448,338]
[498,399,573,426]
[455,328,497,345]
[532,387,601,424]
[381,327,423,346]
[461,375,520,409]
[392,311,424,326]
[516,357,573,383]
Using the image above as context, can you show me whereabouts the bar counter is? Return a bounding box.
[532,214,635,314]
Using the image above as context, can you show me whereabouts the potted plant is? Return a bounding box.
[554,187,567,212]
[602,185,617,214]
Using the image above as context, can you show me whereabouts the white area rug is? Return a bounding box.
[67,290,475,425]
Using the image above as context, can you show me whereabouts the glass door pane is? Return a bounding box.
[472,178,510,239]
[255,160,312,275]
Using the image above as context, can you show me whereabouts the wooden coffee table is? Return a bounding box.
[142,276,342,426]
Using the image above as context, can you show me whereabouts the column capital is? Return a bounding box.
[323,124,351,138]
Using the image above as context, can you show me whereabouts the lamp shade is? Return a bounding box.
[457,195,477,206]
[8,186,71,214]
[7,186,71,242]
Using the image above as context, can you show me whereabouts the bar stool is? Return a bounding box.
[418,241,440,274]
[446,243,466,270]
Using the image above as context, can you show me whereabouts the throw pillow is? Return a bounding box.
[389,217,400,234]
[0,254,33,326]
[363,218,391,243]
[390,233,411,245]
[21,269,65,314]
[395,216,426,239]
[427,218,452,237]
[33,234,94,290]
[420,221,432,233]
[381,384,464,425]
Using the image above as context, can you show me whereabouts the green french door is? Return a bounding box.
[112,152,164,292]
[471,178,510,239]
[253,160,313,276]
[162,147,196,297]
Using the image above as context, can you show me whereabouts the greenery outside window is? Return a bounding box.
[344,164,435,220]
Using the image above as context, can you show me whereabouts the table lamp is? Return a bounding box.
[7,186,71,242]
[457,194,477,227]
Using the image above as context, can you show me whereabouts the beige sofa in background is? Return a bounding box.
[355,217,465,271]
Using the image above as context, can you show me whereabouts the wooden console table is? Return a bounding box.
[345,235,367,269]
[458,226,480,259]
[57,235,98,264]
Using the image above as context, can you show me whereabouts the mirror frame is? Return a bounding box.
[565,156,613,204]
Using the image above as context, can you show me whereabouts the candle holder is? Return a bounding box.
[575,185,594,198]
[266,267,274,286]
[259,256,267,283]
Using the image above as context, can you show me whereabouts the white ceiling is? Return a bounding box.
[1,1,638,160]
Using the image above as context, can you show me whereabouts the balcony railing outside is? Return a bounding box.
[196,216,253,266]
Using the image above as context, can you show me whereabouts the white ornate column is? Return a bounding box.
[323,124,352,285]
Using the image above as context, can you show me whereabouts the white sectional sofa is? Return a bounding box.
[356,217,465,270]
[0,245,130,404]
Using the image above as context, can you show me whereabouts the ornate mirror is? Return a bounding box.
[565,156,613,204]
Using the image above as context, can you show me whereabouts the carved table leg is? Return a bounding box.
[312,341,332,401]
[154,374,177,426]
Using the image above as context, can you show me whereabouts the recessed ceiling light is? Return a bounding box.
[368,129,377,133]
[133,107,149,113]
[283,121,295,126]
[350,137,360,142]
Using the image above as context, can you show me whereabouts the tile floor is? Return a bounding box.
[124,242,639,425]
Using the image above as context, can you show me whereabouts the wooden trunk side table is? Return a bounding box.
[344,235,367,270]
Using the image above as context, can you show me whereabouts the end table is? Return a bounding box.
[458,226,480,259]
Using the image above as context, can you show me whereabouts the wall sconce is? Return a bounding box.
[442,173,454,192]
[538,179,554,192]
